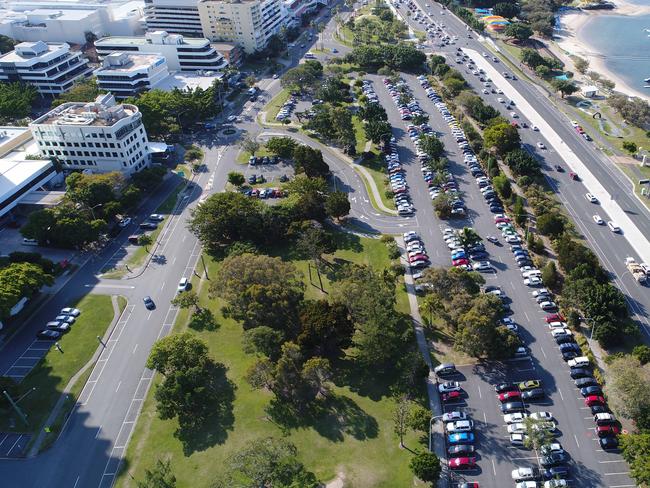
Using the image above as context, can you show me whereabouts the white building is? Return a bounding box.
[95,30,228,72]
[144,0,204,37]
[94,52,169,98]
[581,85,599,98]
[0,0,145,45]
[29,94,151,175]
[198,0,285,54]
[0,41,92,96]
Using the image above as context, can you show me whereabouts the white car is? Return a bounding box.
[505,235,521,244]
[511,112,518,118]
[570,120,579,127]
[544,480,568,488]
[551,328,572,338]
[607,221,620,233]
[482,89,489,94]
[585,193,598,203]
[442,411,467,422]
[177,278,189,293]
[497,88,504,94]
[510,433,528,446]
[438,381,461,393]
[504,412,529,424]
[55,315,75,324]
[530,411,554,421]
[532,125,539,131]
[593,215,604,225]
[118,217,132,228]
[512,467,538,481]
[516,482,539,488]
[473,261,493,272]
[507,422,527,434]
[60,307,81,317]
[539,301,557,311]
[446,420,474,432]
[497,97,505,103]
[540,442,564,455]
[536,142,545,149]
[568,356,590,369]
[524,276,543,286]
[548,321,568,330]
[149,214,164,221]
[522,269,541,278]
[532,288,550,298]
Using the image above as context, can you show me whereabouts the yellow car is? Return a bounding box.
[519,380,541,391]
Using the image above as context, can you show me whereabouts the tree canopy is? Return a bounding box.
[0,82,37,121]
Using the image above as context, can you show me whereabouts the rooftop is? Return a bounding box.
[95,32,209,47]
[154,71,225,91]
[97,52,165,73]
[0,41,69,63]
[30,94,139,127]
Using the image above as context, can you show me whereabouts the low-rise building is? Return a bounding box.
[198,0,285,54]
[94,52,169,98]
[29,94,151,175]
[95,30,228,72]
[0,41,91,96]
[211,41,243,66]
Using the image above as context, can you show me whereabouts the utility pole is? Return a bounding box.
[3,390,28,426]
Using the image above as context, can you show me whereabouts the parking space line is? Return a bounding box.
[599,460,626,464]
[574,434,580,448]
[604,472,630,476]
[491,458,496,476]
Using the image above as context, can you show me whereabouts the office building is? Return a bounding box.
[0,41,91,96]
[95,30,228,72]
[198,0,285,54]
[29,94,151,175]
[144,0,204,37]
[94,52,169,98]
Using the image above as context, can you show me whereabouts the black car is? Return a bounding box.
[575,377,598,388]
[559,343,581,354]
[600,436,619,450]
[570,368,592,379]
[143,296,155,310]
[501,401,525,413]
[447,444,475,456]
[522,388,545,401]
[542,466,570,480]
[36,329,62,340]
[540,452,568,468]
[470,252,489,260]
[495,382,520,393]
[561,350,580,361]
[139,222,158,230]
[555,334,575,345]
[554,165,564,172]
[581,386,603,397]
[591,405,609,415]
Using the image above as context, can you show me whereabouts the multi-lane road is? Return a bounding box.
[0,2,645,487]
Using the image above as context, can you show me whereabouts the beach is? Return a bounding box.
[554,0,650,100]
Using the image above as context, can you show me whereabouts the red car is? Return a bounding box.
[585,395,606,407]
[442,391,462,403]
[569,172,579,181]
[596,425,621,437]
[498,391,521,402]
[449,457,476,470]
[452,258,470,266]
[459,484,480,488]
[494,217,511,224]
[409,254,428,263]
[545,313,566,323]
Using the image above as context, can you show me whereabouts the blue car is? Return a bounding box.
[448,432,475,444]
[451,251,466,260]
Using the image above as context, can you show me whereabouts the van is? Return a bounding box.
[568,356,590,369]
[434,363,456,376]
[22,237,38,246]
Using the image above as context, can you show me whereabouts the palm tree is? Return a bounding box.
[458,227,482,250]
[420,293,443,327]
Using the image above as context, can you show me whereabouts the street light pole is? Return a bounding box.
[3,390,28,426]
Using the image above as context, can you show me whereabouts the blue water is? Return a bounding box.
[555,74,569,80]
[578,11,650,94]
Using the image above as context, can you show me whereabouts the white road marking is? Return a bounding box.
[599,460,626,464]
[574,433,580,448]
[95,426,102,439]
[558,389,564,401]
[491,458,496,476]
[73,476,80,488]
[477,385,482,399]
[132,344,138,354]
[147,312,152,320]
[115,381,121,393]
[540,347,547,359]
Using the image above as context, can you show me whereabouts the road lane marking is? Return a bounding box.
[491,458,496,476]
[477,385,482,399]
[574,434,580,448]
[115,381,121,393]
[160,281,165,290]
[540,347,547,359]
[132,344,138,354]
[558,389,564,401]
[147,312,152,320]
[95,426,102,439]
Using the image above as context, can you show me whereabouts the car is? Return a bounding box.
[542,466,570,480]
[37,329,63,340]
[585,395,605,407]
[442,391,462,403]
[438,381,461,393]
[568,356,590,369]
[434,363,457,376]
[446,420,474,432]
[502,401,526,413]
[539,301,557,311]
[600,436,619,450]
[607,221,620,233]
[60,307,81,317]
[118,217,132,228]
[510,433,529,446]
[149,214,164,221]
[54,315,75,324]
[448,432,475,444]
[524,276,543,286]
[177,278,189,293]
[143,296,155,310]
[585,193,598,203]
[495,382,519,393]
[544,480,568,488]
[504,412,529,424]
[575,377,598,388]
[545,313,565,323]
[499,390,522,402]
[522,388,545,401]
[46,322,71,333]
[472,261,493,272]
[540,452,568,467]
[139,222,158,230]
[593,215,604,225]
[449,457,476,470]
[595,412,617,425]
[537,142,546,149]
[515,482,538,488]
[459,483,480,488]
[519,380,541,391]
[596,424,621,437]
[570,368,592,379]
[512,467,541,482]
[448,444,475,456]
[581,385,603,397]
[507,422,527,434]
[403,231,420,242]
[442,411,467,422]
[530,412,553,422]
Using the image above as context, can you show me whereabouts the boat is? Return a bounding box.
[645,77,650,83]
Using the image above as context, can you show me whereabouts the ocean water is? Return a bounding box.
[578,11,650,92]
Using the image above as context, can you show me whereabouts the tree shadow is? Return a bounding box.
[173,363,236,456]
[188,308,219,332]
[265,392,379,443]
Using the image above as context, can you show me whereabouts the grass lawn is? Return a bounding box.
[235,146,272,165]
[265,88,292,123]
[0,295,116,435]
[117,235,426,488]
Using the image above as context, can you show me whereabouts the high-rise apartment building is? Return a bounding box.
[198,0,285,54]
[144,0,204,37]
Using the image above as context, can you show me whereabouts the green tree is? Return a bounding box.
[210,253,304,331]
[522,416,555,451]
[325,191,351,220]
[542,261,559,289]
[297,300,353,359]
[265,136,297,158]
[504,22,533,42]
[433,193,453,219]
[138,233,153,252]
[604,355,650,423]
[551,79,579,98]
[0,34,16,54]
[52,78,102,107]
[136,459,176,488]
[239,137,260,156]
[393,396,410,448]
[536,212,565,236]
[458,227,482,249]
[620,434,650,486]
[364,119,393,144]
[0,262,54,320]
[493,2,520,18]
[359,102,388,122]
[227,171,245,187]
[492,174,512,200]
[242,326,285,360]
[484,123,521,155]
[293,145,330,178]
[442,77,466,97]
[409,451,441,484]
[622,141,638,154]
[170,290,200,312]
[535,65,551,78]
[521,48,547,69]
[574,57,590,74]
[280,65,319,93]
[0,82,38,120]
[633,345,650,365]
[504,148,540,176]
[419,134,445,159]
[408,405,432,433]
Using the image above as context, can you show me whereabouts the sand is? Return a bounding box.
[554,0,650,100]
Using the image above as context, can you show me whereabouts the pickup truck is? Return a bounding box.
[625,257,647,283]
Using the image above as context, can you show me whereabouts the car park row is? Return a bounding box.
[36,307,81,340]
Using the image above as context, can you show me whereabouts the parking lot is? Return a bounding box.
[2,339,52,381]
[0,434,31,459]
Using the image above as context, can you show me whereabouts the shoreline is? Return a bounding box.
[553,0,650,100]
